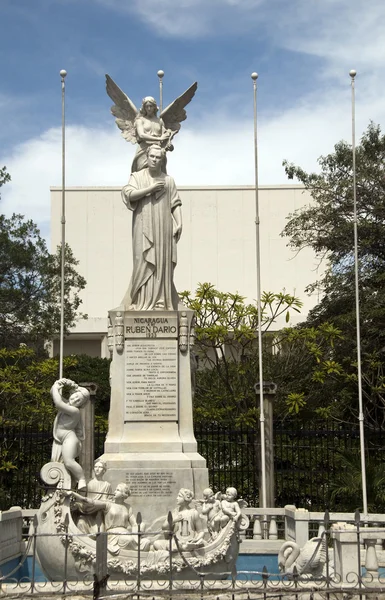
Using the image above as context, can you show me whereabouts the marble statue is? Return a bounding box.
[121,144,182,311]
[106,74,197,174]
[75,458,113,534]
[278,536,327,577]
[71,483,151,554]
[50,378,90,491]
[35,463,242,579]
[153,488,205,552]
[216,487,242,528]
[199,488,222,538]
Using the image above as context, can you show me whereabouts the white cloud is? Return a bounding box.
[94,0,266,37]
[2,70,384,243]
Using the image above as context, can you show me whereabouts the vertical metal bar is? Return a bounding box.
[324,510,330,593]
[59,69,67,379]
[63,513,69,594]
[31,515,38,594]
[137,512,142,593]
[168,511,173,600]
[157,70,164,114]
[349,69,368,518]
[355,508,362,588]
[251,72,266,509]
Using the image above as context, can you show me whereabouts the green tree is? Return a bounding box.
[0,213,87,350]
[0,347,110,508]
[181,283,306,426]
[282,122,385,425]
[0,166,11,191]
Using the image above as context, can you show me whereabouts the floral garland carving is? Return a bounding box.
[52,494,238,576]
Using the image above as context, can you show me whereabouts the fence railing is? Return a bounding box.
[1,421,385,511]
[2,505,385,598]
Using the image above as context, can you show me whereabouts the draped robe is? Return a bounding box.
[121,168,181,311]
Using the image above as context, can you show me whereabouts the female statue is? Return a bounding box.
[76,459,113,534]
[105,74,197,174]
[153,488,205,551]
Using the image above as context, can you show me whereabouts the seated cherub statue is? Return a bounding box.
[213,487,243,530]
[199,488,222,538]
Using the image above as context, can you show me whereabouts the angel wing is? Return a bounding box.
[161,82,198,133]
[238,498,248,509]
[105,74,139,144]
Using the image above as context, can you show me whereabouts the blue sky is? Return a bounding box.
[1,0,385,238]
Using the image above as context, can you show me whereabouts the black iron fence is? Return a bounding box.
[1,420,385,511]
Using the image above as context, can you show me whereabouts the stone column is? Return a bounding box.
[331,526,359,584]
[254,381,277,507]
[79,382,98,482]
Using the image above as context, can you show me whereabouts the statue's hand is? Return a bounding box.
[151,181,166,193]
[174,224,182,242]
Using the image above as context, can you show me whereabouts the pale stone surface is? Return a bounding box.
[278,536,327,576]
[50,378,90,490]
[101,306,209,523]
[106,74,197,174]
[50,184,321,356]
[120,145,182,311]
[34,463,240,580]
[75,458,112,534]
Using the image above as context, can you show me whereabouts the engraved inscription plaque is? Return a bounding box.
[125,339,178,421]
[125,315,178,339]
[126,471,177,497]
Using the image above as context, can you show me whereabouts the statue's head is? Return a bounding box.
[115,483,130,499]
[146,144,165,159]
[94,458,107,476]
[203,488,214,500]
[68,386,89,408]
[140,96,158,117]
[226,487,238,500]
[177,488,194,506]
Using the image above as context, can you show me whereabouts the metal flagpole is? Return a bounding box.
[157,70,164,113]
[251,72,267,509]
[349,69,368,517]
[59,69,67,379]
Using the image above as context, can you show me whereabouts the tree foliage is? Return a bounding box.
[282,123,385,425]
[0,166,11,192]
[181,283,307,426]
[0,347,110,426]
[0,213,87,350]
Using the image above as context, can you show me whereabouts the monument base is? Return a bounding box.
[104,307,209,522]
[100,451,208,525]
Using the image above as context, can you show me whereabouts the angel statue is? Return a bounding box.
[106,74,197,174]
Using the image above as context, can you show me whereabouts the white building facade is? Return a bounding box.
[50,184,321,357]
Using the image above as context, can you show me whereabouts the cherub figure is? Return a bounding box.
[200,488,222,538]
[214,487,243,529]
[105,74,197,174]
[51,378,90,491]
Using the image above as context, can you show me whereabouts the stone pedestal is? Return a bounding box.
[101,307,209,526]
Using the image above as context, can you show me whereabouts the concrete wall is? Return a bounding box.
[51,184,321,355]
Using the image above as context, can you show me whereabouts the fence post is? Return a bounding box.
[79,382,98,481]
[254,382,277,508]
[284,507,309,547]
[331,524,359,584]
[95,531,108,597]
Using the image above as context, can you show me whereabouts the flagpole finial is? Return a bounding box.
[349,69,357,79]
[251,72,258,81]
[60,69,67,79]
[157,70,164,79]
